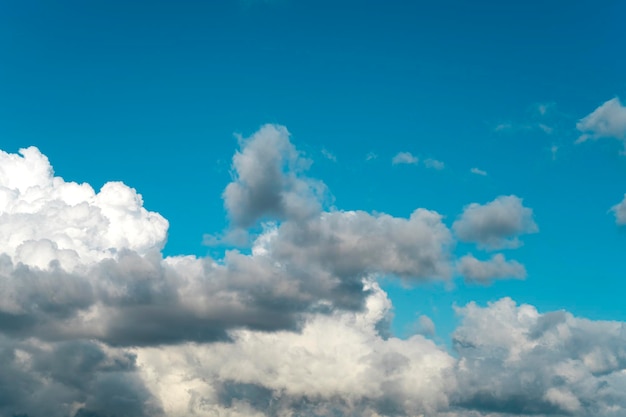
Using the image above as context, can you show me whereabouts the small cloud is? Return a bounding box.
[538,123,554,134]
[453,195,538,250]
[610,194,626,225]
[534,102,555,116]
[424,158,445,170]
[494,122,513,132]
[415,315,436,337]
[365,152,378,161]
[392,152,418,165]
[576,97,626,144]
[321,148,337,162]
[551,145,559,160]
[457,253,526,284]
[470,167,487,176]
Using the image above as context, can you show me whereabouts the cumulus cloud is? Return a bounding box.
[223,124,326,227]
[457,253,526,283]
[392,151,418,165]
[453,195,538,250]
[576,97,626,144]
[135,283,456,417]
[4,127,626,417]
[452,298,626,416]
[0,147,168,271]
[610,194,626,225]
[470,167,487,176]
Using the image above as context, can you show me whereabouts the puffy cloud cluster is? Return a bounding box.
[2,125,625,417]
[0,147,168,271]
[452,298,626,417]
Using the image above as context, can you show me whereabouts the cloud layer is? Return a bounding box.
[1,125,625,417]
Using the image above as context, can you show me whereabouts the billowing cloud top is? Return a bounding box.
[0,147,169,271]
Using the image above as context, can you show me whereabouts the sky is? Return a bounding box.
[1,0,626,416]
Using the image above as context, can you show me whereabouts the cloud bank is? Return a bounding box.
[1,125,625,417]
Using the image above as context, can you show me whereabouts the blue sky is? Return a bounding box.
[2,1,626,416]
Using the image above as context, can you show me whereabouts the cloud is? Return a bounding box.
[223,124,326,227]
[470,167,487,176]
[576,97,626,144]
[365,151,378,161]
[457,253,526,283]
[453,195,538,250]
[321,148,337,162]
[392,152,418,165]
[5,128,626,416]
[135,283,456,417]
[0,147,169,271]
[452,298,626,416]
[424,158,445,170]
[610,194,626,225]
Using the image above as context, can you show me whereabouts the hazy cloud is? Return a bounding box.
[610,194,626,225]
[392,152,418,165]
[453,195,538,250]
[424,158,445,170]
[470,167,487,176]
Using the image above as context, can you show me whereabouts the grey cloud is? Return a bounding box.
[265,208,455,283]
[457,253,526,283]
[453,195,538,250]
[223,124,326,227]
[452,298,626,416]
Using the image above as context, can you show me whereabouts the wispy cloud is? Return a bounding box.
[470,167,487,176]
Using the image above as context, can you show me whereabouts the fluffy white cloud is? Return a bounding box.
[576,97,626,143]
[610,194,626,225]
[0,147,168,271]
[392,151,418,165]
[457,253,526,283]
[453,195,538,250]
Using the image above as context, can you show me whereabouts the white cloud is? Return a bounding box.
[457,253,526,283]
[453,195,538,250]
[470,167,487,176]
[610,194,626,225]
[0,147,168,271]
[392,152,418,165]
[424,158,445,170]
[576,97,626,144]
